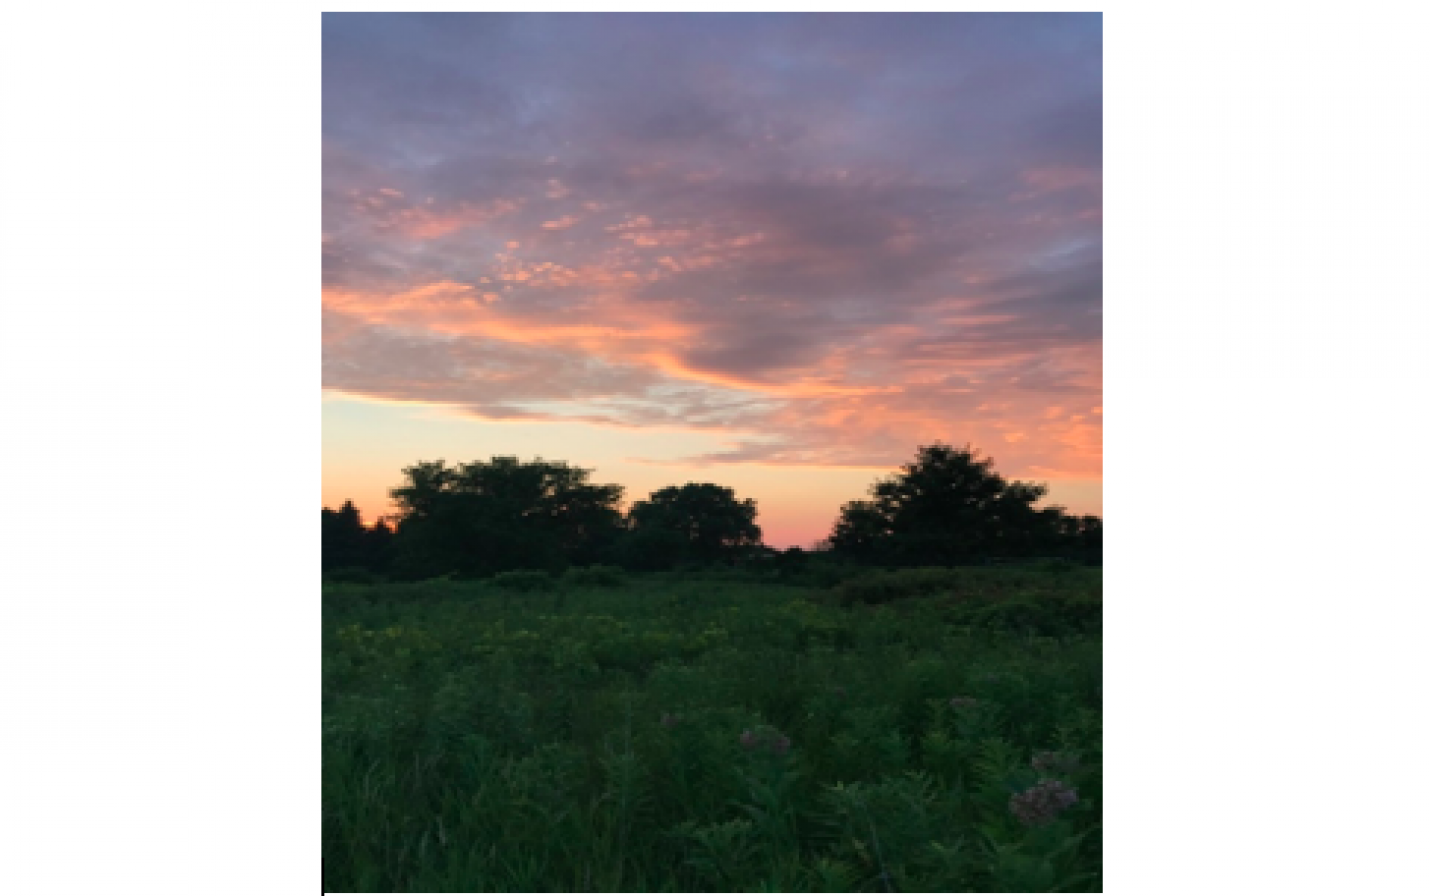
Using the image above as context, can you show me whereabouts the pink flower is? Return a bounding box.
[1010,778,1079,826]
[739,727,792,756]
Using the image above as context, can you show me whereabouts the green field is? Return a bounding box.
[322,566,1102,892]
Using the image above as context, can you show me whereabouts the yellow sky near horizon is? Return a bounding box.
[322,393,1101,549]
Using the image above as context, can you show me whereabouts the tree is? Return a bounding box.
[625,483,762,569]
[388,457,625,578]
[1054,513,1102,565]
[826,442,1072,565]
[826,499,890,563]
[322,501,395,575]
[322,500,368,572]
[364,518,396,573]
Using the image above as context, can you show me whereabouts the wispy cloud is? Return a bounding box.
[323,12,1101,479]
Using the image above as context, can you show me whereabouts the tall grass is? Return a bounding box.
[323,568,1101,891]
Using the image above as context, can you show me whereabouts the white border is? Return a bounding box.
[4,5,1425,894]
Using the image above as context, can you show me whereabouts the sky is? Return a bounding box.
[322,12,1102,549]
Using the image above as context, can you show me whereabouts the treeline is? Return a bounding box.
[322,442,1101,582]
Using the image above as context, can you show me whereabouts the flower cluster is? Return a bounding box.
[739,726,792,756]
[660,712,682,729]
[948,696,980,711]
[1009,778,1079,827]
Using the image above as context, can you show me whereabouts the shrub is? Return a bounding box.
[491,570,557,592]
[325,566,380,585]
[323,570,1102,892]
[793,558,863,589]
[562,564,626,587]
[833,566,960,605]
[964,595,1102,637]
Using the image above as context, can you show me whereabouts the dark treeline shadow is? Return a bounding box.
[321,442,1101,584]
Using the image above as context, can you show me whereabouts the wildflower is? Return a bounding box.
[948,696,979,710]
[660,713,682,729]
[739,726,791,756]
[1010,778,1079,827]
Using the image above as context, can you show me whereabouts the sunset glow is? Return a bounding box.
[323,13,1102,547]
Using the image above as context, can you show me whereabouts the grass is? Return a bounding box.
[323,566,1102,892]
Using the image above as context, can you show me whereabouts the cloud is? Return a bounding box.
[322,13,1102,479]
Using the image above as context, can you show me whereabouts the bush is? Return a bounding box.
[491,570,557,592]
[325,566,380,585]
[562,564,626,587]
[793,557,863,589]
[833,567,960,605]
[964,595,1102,637]
[323,571,1102,892]
[1033,557,1078,575]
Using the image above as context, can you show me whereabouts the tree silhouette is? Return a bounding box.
[322,500,367,572]
[1056,512,1103,565]
[364,518,395,573]
[324,444,1098,581]
[625,483,762,569]
[387,457,625,578]
[827,442,1073,565]
[322,500,394,575]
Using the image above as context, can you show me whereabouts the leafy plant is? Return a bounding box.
[323,569,1102,891]
[491,569,558,592]
[563,564,626,587]
[833,566,961,605]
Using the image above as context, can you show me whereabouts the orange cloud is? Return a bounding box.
[323,182,1102,480]
[383,198,521,240]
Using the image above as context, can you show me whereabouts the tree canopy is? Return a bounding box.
[387,457,625,578]
[321,500,394,574]
[827,442,1077,565]
[625,483,762,569]
[322,444,1100,582]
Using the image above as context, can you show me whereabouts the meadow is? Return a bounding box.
[322,565,1102,892]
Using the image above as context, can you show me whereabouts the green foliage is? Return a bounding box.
[833,566,961,605]
[324,566,380,586]
[964,596,1102,637]
[801,557,865,589]
[491,569,558,592]
[324,569,1101,891]
[563,564,627,587]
